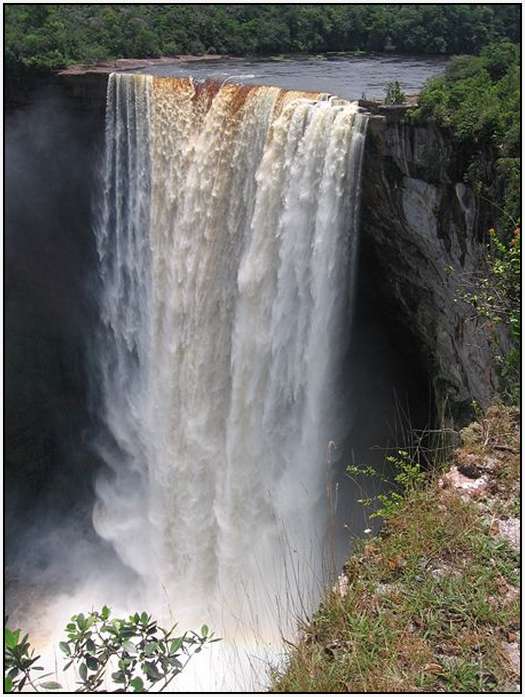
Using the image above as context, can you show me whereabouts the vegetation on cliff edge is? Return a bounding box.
[413,41,521,404]
[414,41,520,162]
[272,405,520,693]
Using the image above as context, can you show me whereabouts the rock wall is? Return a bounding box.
[360,110,497,421]
[5,78,105,548]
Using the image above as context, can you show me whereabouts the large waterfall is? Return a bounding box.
[93,73,368,689]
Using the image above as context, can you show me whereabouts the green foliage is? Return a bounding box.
[496,158,521,229]
[348,449,425,520]
[5,4,521,73]
[413,42,520,156]
[275,407,520,693]
[384,80,406,105]
[460,227,521,404]
[4,608,219,693]
[4,626,61,692]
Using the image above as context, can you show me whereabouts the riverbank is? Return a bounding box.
[272,405,520,693]
[55,51,430,79]
[57,53,227,76]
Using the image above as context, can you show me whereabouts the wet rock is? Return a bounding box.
[361,120,499,414]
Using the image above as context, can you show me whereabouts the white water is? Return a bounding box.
[90,73,368,690]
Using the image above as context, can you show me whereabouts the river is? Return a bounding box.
[137,53,449,99]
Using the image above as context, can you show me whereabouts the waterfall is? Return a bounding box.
[93,73,368,688]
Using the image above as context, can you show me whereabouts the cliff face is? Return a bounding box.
[5,78,105,544]
[360,110,497,419]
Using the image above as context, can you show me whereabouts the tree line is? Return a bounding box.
[5,4,521,72]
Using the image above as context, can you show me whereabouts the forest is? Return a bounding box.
[5,3,521,72]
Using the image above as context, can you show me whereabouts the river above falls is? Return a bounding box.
[136,53,449,100]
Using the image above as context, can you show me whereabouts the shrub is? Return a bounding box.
[5,608,219,693]
[413,41,520,153]
[384,80,406,105]
[348,449,425,521]
[189,39,205,56]
[459,227,520,404]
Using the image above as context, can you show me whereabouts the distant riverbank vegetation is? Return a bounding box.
[5,3,521,73]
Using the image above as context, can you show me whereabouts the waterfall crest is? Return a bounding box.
[93,73,368,684]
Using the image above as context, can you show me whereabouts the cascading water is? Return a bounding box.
[93,72,368,689]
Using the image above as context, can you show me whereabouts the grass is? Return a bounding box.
[272,405,520,693]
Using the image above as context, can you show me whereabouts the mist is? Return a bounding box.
[5,83,126,622]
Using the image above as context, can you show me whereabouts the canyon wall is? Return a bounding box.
[361,108,497,420]
[5,78,104,556]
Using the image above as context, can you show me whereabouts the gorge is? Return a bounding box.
[5,65,498,690]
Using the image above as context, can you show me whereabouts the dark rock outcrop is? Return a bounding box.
[360,110,497,420]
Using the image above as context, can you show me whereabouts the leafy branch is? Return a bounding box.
[5,608,220,693]
[347,449,425,520]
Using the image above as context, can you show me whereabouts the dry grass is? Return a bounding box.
[271,405,520,693]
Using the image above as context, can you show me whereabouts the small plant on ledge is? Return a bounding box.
[348,448,425,521]
[384,80,406,105]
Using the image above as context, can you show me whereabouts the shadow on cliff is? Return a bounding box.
[5,83,131,614]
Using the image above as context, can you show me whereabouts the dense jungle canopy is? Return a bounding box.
[4,4,521,72]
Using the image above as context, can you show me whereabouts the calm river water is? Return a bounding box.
[139,53,449,99]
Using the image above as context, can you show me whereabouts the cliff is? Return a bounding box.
[360,108,497,420]
[5,73,105,551]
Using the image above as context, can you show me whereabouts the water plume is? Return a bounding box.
[92,73,368,689]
